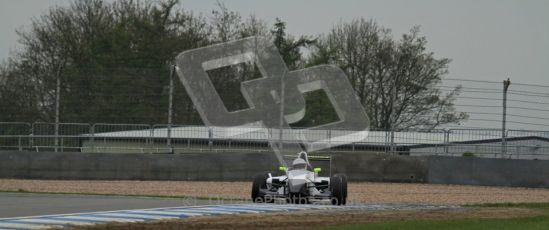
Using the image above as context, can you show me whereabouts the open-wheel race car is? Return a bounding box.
[251,151,348,205]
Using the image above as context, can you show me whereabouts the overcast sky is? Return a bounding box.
[1,0,548,129]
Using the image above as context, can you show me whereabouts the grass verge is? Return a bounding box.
[323,203,549,230]
[322,216,549,230]
[466,202,549,209]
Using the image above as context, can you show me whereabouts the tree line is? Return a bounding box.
[0,0,467,130]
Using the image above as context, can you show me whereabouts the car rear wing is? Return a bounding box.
[283,154,333,177]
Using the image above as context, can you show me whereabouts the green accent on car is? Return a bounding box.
[314,168,322,173]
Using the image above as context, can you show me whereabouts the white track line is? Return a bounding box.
[0,204,356,230]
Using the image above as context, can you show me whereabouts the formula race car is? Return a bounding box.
[251,151,348,205]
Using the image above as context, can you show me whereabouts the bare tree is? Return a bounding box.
[310,19,467,130]
[206,2,272,111]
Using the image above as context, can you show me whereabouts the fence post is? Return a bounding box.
[54,66,62,152]
[167,65,175,153]
[384,130,389,154]
[18,136,22,151]
[90,124,95,152]
[444,129,450,155]
[505,129,510,159]
[327,128,332,150]
[147,125,153,146]
[208,127,213,150]
[25,122,32,151]
[187,139,190,149]
[29,123,34,151]
[502,78,511,158]
[390,129,395,155]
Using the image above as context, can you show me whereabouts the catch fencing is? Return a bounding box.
[1,122,548,159]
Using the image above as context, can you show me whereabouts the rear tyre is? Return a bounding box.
[334,174,348,205]
[251,173,269,203]
[330,175,344,205]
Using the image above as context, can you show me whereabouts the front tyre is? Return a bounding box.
[251,173,270,203]
[330,175,345,205]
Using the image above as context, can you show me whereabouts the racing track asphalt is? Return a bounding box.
[0,192,236,218]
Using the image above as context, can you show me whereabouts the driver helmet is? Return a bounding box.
[292,158,307,170]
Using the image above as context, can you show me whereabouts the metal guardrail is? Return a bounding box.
[1,122,548,159]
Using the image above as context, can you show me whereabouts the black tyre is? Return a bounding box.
[330,175,344,205]
[334,174,348,205]
[251,173,270,203]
